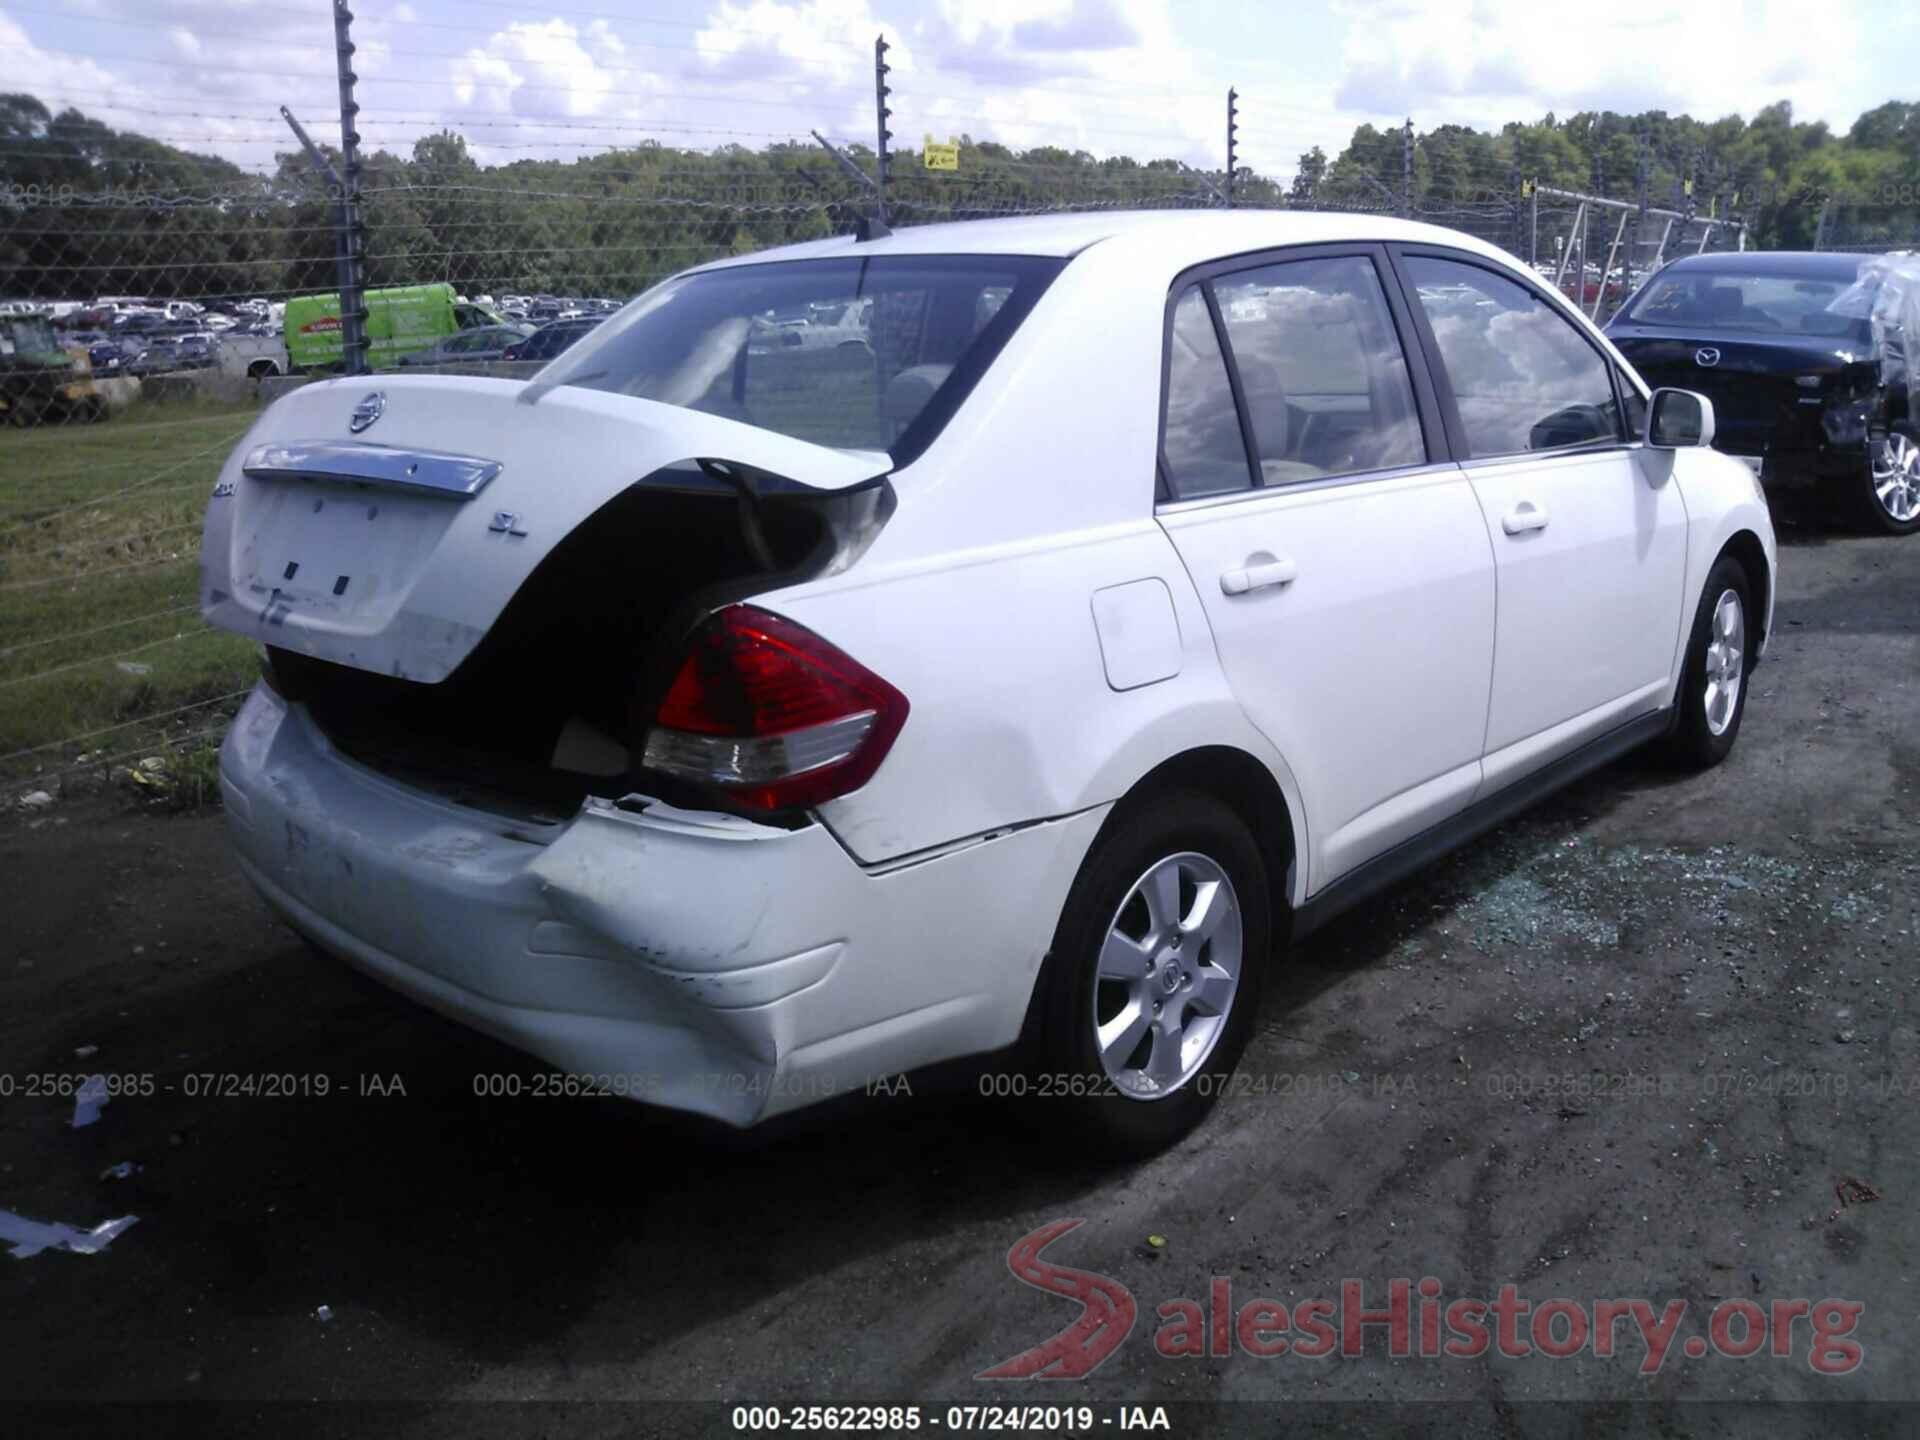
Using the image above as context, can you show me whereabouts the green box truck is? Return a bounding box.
[283,283,503,372]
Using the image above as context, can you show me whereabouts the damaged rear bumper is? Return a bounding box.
[219,684,1104,1126]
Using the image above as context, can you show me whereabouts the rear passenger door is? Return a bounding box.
[1395,250,1688,790]
[1156,246,1496,891]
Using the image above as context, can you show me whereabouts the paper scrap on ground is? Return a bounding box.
[71,1074,109,1128]
[1,1210,139,1259]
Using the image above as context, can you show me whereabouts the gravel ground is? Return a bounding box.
[2,520,1917,1437]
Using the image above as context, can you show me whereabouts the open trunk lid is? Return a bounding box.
[200,375,889,682]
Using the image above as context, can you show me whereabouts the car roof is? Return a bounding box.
[1659,251,1867,279]
[686,209,1519,277]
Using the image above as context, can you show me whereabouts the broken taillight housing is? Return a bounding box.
[641,605,909,814]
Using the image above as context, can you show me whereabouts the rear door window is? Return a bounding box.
[1405,254,1626,458]
[1161,285,1254,499]
[1213,255,1426,484]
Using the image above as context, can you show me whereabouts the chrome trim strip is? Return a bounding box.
[1154,460,1459,515]
[242,441,502,499]
[1455,441,1634,474]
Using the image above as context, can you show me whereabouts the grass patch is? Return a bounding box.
[122,734,226,812]
[1,396,264,785]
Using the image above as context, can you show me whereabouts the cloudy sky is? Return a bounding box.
[5,0,1915,179]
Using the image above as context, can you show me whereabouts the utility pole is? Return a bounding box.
[1401,117,1414,218]
[1225,88,1239,209]
[1634,132,1650,278]
[1529,178,1539,267]
[873,34,893,232]
[330,0,369,376]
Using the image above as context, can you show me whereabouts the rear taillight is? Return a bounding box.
[641,605,908,814]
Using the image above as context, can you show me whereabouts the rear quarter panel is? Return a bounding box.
[780,520,1310,899]
[769,240,1310,893]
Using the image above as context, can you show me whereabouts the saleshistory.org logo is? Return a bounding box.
[977,1219,1865,1379]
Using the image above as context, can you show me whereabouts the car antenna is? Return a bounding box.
[810,130,890,242]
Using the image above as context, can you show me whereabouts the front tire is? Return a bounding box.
[1665,554,1754,769]
[1029,791,1270,1154]
[1852,426,1920,536]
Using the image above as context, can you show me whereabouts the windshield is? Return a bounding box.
[538,254,1063,463]
[1,318,64,361]
[1623,266,1874,340]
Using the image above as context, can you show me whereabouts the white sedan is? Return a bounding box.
[201,211,1775,1151]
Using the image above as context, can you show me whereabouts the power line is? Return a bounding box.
[0,689,251,765]
[0,603,200,659]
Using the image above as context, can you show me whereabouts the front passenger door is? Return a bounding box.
[1397,251,1689,791]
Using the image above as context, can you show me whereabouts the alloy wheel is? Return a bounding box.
[1703,587,1745,736]
[1874,433,1920,523]
[1092,852,1243,1100]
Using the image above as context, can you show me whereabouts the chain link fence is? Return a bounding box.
[3,105,1916,802]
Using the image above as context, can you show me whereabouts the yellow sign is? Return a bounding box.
[923,134,959,171]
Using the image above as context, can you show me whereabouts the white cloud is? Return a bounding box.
[0,0,411,175]
[0,13,119,105]
[683,0,1222,165]
[1329,0,1872,131]
[451,19,633,120]
[36,0,1888,192]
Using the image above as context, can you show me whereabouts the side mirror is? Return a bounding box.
[1647,388,1716,449]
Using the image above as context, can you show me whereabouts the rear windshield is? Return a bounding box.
[1623,266,1874,340]
[539,254,1064,464]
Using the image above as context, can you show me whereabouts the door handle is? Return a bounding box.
[1220,557,1298,595]
[1502,501,1550,535]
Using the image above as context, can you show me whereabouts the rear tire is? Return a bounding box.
[1664,554,1754,769]
[1026,790,1270,1155]
[1851,426,1920,536]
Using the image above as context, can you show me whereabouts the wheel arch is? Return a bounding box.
[1095,744,1300,918]
[1717,528,1772,654]
[1013,742,1300,1061]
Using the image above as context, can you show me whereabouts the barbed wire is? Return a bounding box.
[14,720,234,789]
[0,689,252,767]
[0,603,202,660]
[0,628,209,691]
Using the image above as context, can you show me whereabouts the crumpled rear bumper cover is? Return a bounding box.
[219,684,1104,1125]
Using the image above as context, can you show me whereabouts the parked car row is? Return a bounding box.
[2,287,618,404]
[496,293,622,323]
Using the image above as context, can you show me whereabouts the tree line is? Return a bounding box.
[3,90,1917,306]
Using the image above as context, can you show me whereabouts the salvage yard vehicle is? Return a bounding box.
[201,212,1776,1151]
[501,315,602,363]
[283,282,507,372]
[0,314,101,424]
[217,329,291,382]
[395,322,536,367]
[1607,250,1920,534]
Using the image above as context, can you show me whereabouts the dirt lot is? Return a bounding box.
[3,520,1918,1436]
